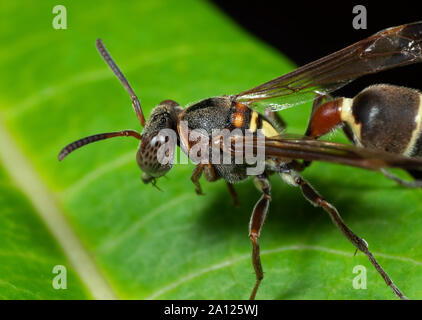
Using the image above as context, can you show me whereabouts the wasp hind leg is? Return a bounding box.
[279,168,407,300]
[248,174,271,300]
[381,168,422,188]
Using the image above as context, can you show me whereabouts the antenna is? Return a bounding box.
[58,130,142,161]
[96,39,146,126]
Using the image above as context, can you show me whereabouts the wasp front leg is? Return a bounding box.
[248,174,271,300]
[191,164,205,195]
[190,163,219,195]
[191,164,240,206]
[279,167,407,300]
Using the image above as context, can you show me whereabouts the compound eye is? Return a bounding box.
[136,133,174,179]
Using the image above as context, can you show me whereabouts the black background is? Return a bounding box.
[212,0,421,98]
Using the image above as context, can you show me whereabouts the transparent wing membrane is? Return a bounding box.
[235,21,422,112]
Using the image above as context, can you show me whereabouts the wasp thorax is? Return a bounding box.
[136,100,182,183]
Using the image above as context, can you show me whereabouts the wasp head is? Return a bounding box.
[58,39,182,188]
[137,100,182,184]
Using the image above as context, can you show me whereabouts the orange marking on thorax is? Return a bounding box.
[233,112,245,128]
[233,102,248,128]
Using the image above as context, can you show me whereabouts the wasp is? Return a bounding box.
[59,21,422,300]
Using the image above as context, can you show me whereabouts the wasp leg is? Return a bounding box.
[226,182,240,207]
[265,110,286,132]
[191,164,220,195]
[381,168,422,188]
[279,168,407,300]
[191,164,205,195]
[203,163,219,182]
[249,174,271,300]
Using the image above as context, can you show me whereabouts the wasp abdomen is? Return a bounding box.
[346,84,422,156]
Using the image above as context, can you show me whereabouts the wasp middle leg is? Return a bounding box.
[279,167,407,300]
[249,174,271,300]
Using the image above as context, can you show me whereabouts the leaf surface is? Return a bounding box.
[1,0,421,299]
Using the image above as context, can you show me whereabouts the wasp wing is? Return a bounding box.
[235,21,422,112]
[226,134,422,171]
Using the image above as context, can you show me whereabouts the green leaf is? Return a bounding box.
[1,0,422,300]
[0,152,90,299]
